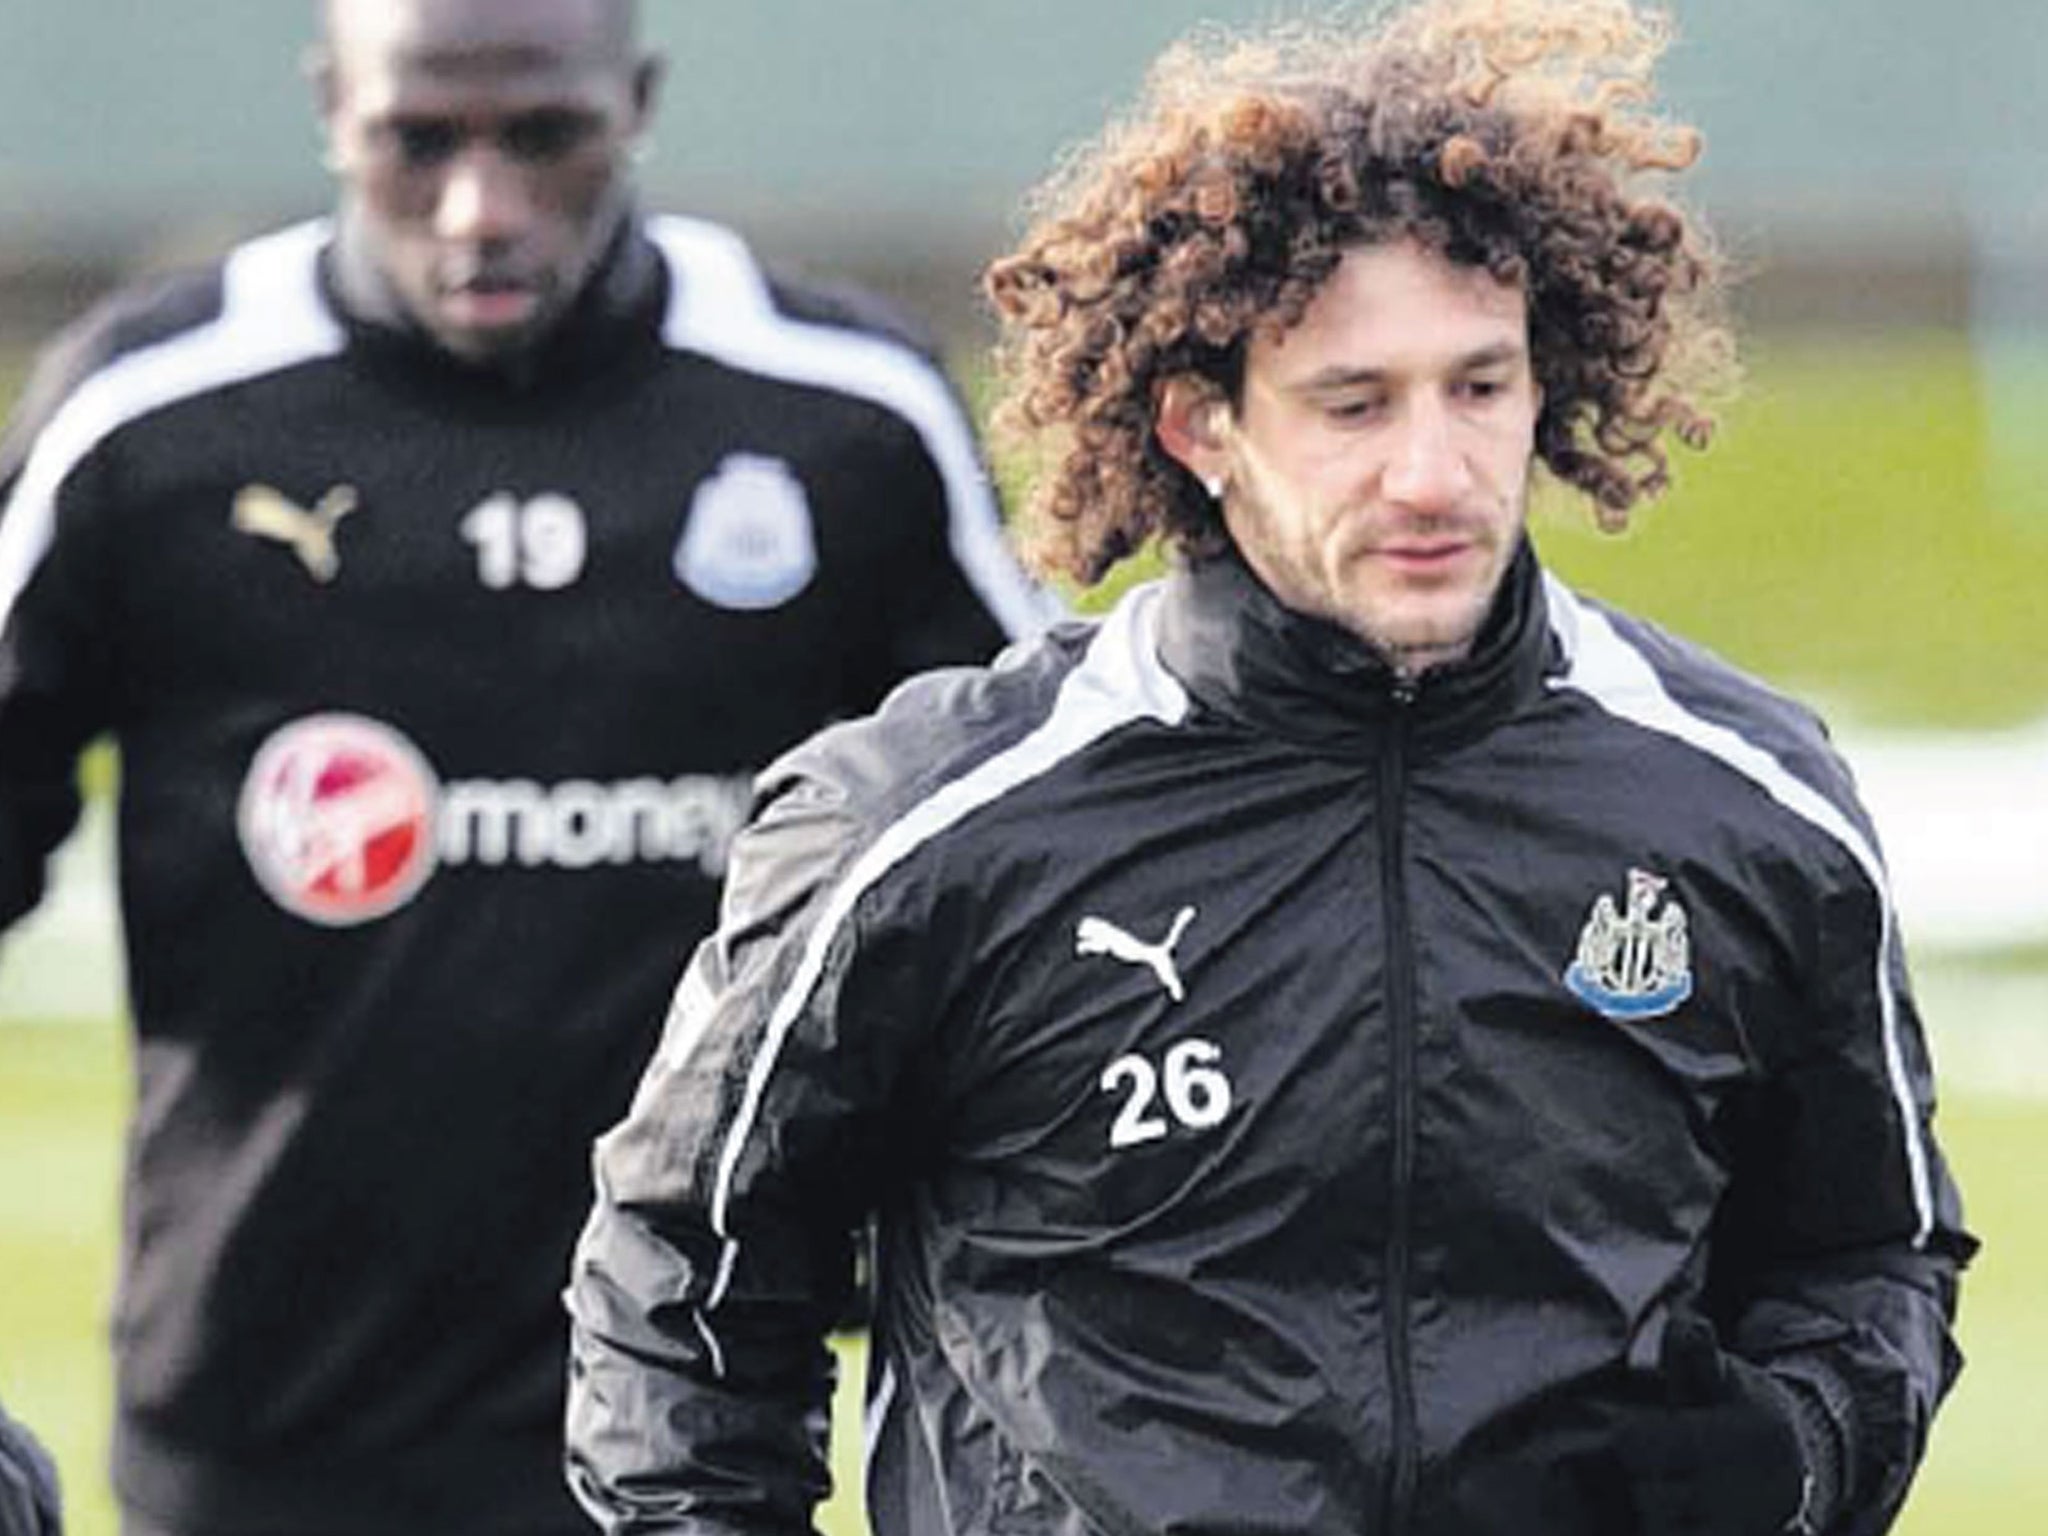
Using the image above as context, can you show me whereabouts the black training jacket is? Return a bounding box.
[567,544,1970,1536]
[0,212,1053,1533]
[0,1401,61,1536]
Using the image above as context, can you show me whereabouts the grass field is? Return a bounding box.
[3,329,2045,1533]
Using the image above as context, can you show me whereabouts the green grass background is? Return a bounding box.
[4,331,2046,1534]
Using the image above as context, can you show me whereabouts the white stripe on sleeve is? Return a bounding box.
[649,215,1060,641]
[0,220,342,629]
[690,583,1184,1366]
[1545,573,1937,1247]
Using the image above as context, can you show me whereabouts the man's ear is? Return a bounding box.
[629,55,666,137]
[305,44,338,120]
[1154,376,1232,490]
[305,46,345,170]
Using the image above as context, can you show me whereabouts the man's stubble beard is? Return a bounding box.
[1227,466,1528,682]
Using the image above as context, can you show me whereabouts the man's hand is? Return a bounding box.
[1614,1314,1825,1535]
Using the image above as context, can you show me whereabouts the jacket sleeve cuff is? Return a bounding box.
[1762,1362,1853,1533]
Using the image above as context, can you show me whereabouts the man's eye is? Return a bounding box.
[500,111,597,162]
[1457,377,1506,402]
[387,120,462,168]
[1327,397,1386,422]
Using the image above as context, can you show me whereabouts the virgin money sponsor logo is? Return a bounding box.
[238,714,752,927]
[437,777,750,872]
[238,714,438,927]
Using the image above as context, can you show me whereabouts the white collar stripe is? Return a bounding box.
[649,215,1057,641]
[1543,574,1936,1246]
[695,587,1185,1343]
[0,220,341,629]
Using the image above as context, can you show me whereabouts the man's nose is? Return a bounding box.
[434,146,531,244]
[1381,401,1474,509]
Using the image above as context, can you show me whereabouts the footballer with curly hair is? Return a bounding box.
[568,4,1972,1533]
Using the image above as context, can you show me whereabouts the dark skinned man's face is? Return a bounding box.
[316,0,658,366]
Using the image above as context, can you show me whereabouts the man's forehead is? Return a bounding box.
[327,0,630,76]
[1256,242,1529,378]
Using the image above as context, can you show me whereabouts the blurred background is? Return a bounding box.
[2,3,2043,1533]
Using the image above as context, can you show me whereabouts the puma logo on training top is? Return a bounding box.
[232,483,360,583]
[1076,905,1197,1002]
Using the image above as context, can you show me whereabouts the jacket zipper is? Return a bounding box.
[1379,676,1419,1535]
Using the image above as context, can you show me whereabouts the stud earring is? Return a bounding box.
[1202,475,1225,501]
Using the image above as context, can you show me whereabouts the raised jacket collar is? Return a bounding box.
[319,209,667,394]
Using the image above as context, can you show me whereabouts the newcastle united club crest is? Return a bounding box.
[674,453,818,611]
[1564,867,1694,1022]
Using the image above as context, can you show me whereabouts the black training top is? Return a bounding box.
[0,210,1055,1533]
[569,545,1970,1536]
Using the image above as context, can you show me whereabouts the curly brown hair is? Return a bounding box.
[984,0,1735,585]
